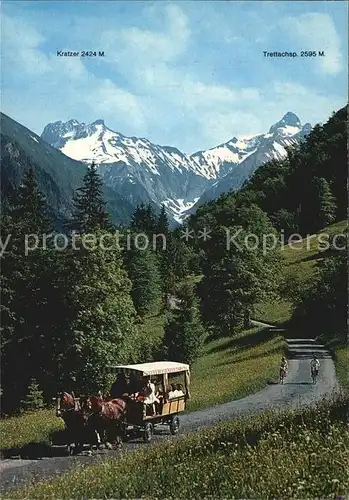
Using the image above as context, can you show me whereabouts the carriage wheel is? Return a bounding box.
[143,422,153,443]
[66,444,74,456]
[169,416,180,435]
[121,425,130,442]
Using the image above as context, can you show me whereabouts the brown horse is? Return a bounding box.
[82,395,127,448]
[56,392,87,452]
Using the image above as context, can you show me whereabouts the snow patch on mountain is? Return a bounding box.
[41,111,311,225]
[192,112,311,210]
[162,197,200,224]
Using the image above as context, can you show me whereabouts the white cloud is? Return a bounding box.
[281,13,343,75]
[1,13,146,135]
[1,5,346,153]
[96,5,264,149]
[267,81,344,124]
[102,4,189,65]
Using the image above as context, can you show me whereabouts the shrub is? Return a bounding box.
[21,379,44,412]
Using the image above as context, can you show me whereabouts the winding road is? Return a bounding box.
[0,332,338,494]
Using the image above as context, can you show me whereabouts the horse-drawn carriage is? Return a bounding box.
[51,361,190,453]
[106,361,190,442]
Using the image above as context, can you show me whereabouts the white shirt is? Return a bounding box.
[170,389,184,398]
[310,359,320,370]
[144,382,159,404]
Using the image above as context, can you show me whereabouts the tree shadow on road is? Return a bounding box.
[0,429,75,459]
[284,382,313,386]
[1,442,53,460]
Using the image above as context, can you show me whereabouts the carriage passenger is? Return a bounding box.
[144,377,159,415]
[175,384,184,397]
[168,384,176,399]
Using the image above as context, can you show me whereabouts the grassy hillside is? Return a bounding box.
[255,220,348,388]
[255,220,347,326]
[140,310,284,413]
[188,328,283,411]
[9,393,349,499]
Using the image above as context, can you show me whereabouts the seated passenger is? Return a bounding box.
[157,387,164,400]
[175,383,184,397]
[144,378,159,415]
[168,384,176,399]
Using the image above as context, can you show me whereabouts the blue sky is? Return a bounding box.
[1,1,348,153]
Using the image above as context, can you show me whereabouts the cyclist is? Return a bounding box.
[310,355,320,382]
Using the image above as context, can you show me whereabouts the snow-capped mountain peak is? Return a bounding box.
[191,112,310,211]
[41,112,311,225]
[268,111,302,135]
[92,118,105,126]
[41,118,201,175]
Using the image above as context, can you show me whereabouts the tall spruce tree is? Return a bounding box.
[315,177,337,229]
[155,205,172,308]
[163,283,205,365]
[130,203,156,235]
[52,232,139,394]
[156,204,169,236]
[124,244,162,318]
[1,167,55,412]
[71,162,111,232]
[10,166,52,234]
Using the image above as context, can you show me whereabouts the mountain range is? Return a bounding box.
[1,111,311,227]
[0,113,134,227]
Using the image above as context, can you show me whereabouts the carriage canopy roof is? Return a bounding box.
[104,361,190,377]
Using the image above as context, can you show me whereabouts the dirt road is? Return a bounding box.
[0,337,338,494]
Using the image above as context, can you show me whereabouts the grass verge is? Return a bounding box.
[0,409,64,452]
[8,393,349,499]
[335,347,349,390]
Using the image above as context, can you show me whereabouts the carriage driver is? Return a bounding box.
[110,373,128,398]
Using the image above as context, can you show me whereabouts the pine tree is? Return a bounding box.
[156,204,169,236]
[71,162,111,232]
[130,203,156,235]
[1,168,55,412]
[52,231,139,394]
[124,244,162,317]
[315,177,337,229]
[10,166,52,234]
[163,283,205,365]
[21,378,44,411]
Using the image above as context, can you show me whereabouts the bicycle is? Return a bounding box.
[311,368,318,384]
[279,368,287,384]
